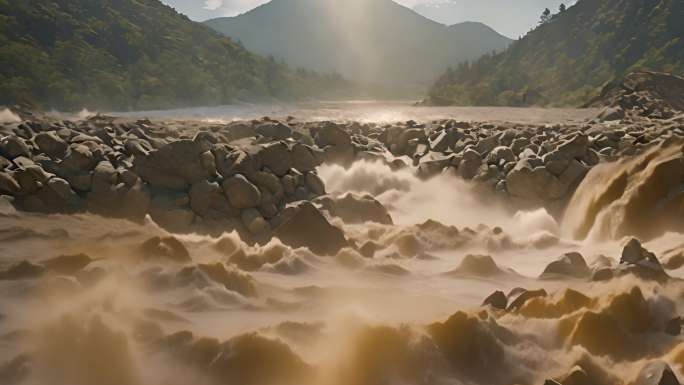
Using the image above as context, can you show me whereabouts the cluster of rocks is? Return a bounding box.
[0,115,394,250]
[584,71,684,121]
[1,108,683,243]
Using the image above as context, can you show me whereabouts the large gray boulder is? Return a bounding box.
[305,172,326,196]
[222,175,261,209]
[5,135,31,158]
[189,180,219,215]
[59,145,93,174]
[91,161,117,194]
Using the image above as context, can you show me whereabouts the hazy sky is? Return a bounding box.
[161,0,569,38]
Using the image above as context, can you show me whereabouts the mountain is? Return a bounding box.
[204,0,513,86]
[427,0,684,107]
[412,0,566,39]
[0,0,360,111]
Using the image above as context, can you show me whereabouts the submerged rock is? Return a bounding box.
[276,202,348,256]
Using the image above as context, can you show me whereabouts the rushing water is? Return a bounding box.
[3,105,684,385]
[56,101,599,126]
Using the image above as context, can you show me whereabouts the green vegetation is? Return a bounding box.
[428,0,684,107]
[0,0,363,111]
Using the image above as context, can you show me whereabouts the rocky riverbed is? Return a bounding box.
[1,106,684,385]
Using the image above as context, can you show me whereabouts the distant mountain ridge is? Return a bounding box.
[428,0,684,107]
[204,0,513,86]
[0,0,361,111]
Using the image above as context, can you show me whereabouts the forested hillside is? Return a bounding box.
[204,0,512,86]
[0,0,359,111]
[428,0,684,107]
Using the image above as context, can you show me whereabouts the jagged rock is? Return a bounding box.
[137,236,192,263]
[633,360,679,385]
[0,260,47,280]
[621,238,662,270]
[189,180,219,215]
[222,175,261,209]
[598,106,625,121]
[276,201,348,256]
[506,288,547,310]
[314,193,393,225]
[482,290,507,310]
[41,253,92,275]
[542,252,590,278]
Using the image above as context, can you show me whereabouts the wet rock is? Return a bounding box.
[621,238,663,271]
[449,254,504,277]
[482,290,507,310]
[0,260,47,280]
[358,241,376,258]
[276,201,348,256]
[222,175,261,209]
[664,318,682,336]
[541,252,590,278]
[174,193,190,207]
[41,253,92,275]
[201,151,217,176]
[591,266,614,282]
[137,236,192,263]
[633,360,679,385]
[314,193,393,225]
[506,288,548,310]
[189,180,219,215]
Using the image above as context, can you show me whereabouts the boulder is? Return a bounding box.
[280,175,296,195]
[0,172,25,195]
[201,151,217,176]
[5,135,31,158]
[41,253,92,275]
[482,290,507,310]
[34,132,68,157]
[222,175,261,209]
[91,161,117,194]
[137,236,192,263]
[314,193,393,225]
[242,208,267,234]
[506,288,548,310]
[541,252,590,278]
[633,360,679,385]
[276,201,348,256]
[598,106,625,121]
[305,172,326,196]
[35,177,70,206]
[261,142,292,177]
[320,122,351,148]
[556,134,589,160]
[59,145,93,174]
[189,180,219,215]
[621,238,662,271]
[290,144,318,173]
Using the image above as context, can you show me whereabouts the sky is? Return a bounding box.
[160,0,572,39]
